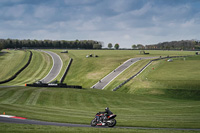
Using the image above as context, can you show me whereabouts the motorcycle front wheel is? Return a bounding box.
[107,119,116,127]
[90,119,97,127]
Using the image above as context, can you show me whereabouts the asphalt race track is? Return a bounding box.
[0,116,90,128]
[40,50,63,83]
[92,57,158,89]
[0,116,200,131]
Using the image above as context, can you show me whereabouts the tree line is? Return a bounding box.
[1,39,199,51]
[130,40,200,50]
[0,39,103,50]
[145,40,200,50]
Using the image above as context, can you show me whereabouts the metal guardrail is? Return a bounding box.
[60,58,73,83]
[26,83,82,89]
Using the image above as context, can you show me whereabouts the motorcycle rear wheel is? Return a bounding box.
[91,119,97,127]
[107,119,116,127]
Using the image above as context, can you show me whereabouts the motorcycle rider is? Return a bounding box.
[96,107,113,124]
[104,107,113,117]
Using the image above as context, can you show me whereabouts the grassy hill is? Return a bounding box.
[117,56,200,100]
[0,50,29,82]
[0,86,199,129]
[1,50,53,85]
[0,49,199,132]
[62,50,195,88]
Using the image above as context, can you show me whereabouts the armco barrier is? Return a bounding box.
[0,51,32,84]
[60,58,73,83]
[26,83,82,89]
[112,56,188,91]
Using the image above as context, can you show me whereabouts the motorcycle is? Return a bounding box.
[90,113,117,127]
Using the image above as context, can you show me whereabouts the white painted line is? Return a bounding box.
[0,115,14,118]
[54,52,63,82]
[91,56,158,90]
[112,61,153,91]
[40,50,54,82]
[102,60,139,90]
[91,58,135,88]
[0,115,27,119]
[91,58,140,89]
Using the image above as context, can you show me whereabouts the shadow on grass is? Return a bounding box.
[164,88,200,101]
[0,51,9,56]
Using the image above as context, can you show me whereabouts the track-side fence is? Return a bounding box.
[60,58,73,83]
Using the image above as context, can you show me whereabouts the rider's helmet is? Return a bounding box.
[105,107,109,111]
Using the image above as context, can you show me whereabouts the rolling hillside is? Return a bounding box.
[0,49,199,132]
[0,50,53,85]
[0,50,29,82]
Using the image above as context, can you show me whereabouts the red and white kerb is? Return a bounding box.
[0,115,27,119]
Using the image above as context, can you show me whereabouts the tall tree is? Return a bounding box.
[132,44,137,49]
[137,44,144,50]
[114,43,119,49]
[108,43,113,49]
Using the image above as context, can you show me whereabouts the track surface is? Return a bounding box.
[0,117,199,131]
[0,117,90,127]
[40,50,63,83]
[92,57,158,89]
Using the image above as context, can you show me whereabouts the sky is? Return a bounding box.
[0,0,200,48]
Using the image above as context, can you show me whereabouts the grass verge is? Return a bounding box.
[0,50,29,81]
[118,56,200,100]
[62,50,195,88]
[2,50,53,85]
[0,86,199,129]
[0,123,199,133]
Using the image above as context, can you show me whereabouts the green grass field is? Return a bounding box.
[117,56,200,100]
[1,123,199,133]
[0,49,199,132]
[0,50,29,81]
[103,59,152,91]
[63,50,195,88]
[1,50,53,85]
[0,86,200,129]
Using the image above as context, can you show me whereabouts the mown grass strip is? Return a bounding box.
[2,123,198,133]
[4,50,53,85]
[1,88,30,104]
[0,86,199,128]
[0,50,29,80]
[119,56,200,98]
[0,50,30,83]
[25,88,46,105]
